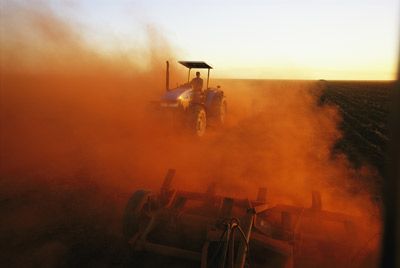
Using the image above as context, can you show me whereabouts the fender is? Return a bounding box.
[205,89,224,116]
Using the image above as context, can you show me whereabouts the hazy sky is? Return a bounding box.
[51,0,399,80]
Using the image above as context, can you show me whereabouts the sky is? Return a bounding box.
[50,0,399,80]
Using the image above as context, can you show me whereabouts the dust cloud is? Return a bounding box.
[0,2,381,267]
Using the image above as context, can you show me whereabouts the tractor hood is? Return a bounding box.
[161,85,192,102]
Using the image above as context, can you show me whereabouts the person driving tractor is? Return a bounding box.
[191,71,203,92]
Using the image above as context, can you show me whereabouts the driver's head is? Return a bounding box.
[196,71,200,77]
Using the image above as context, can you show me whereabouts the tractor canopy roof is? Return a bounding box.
[178,61,213,69]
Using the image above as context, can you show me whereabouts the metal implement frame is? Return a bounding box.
[125,169,359,268]
[126,169,295,268]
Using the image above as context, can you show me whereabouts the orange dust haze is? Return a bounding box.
[0,2,381,267]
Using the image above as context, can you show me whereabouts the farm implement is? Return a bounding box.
[123,169,359,267]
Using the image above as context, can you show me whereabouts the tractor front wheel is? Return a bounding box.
[191,105,207,137]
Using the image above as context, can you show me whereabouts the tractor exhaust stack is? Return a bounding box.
[166,61,170,91]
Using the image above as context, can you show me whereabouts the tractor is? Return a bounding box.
[157,61,227,137]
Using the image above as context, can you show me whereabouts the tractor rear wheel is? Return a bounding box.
[216,98,227,126]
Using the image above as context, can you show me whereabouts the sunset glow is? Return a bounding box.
[45,0,400,80]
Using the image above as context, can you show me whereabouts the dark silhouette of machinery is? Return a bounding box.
[123,169,361,268]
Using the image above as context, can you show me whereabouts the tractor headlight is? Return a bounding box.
[178,90,192,101]
[178,91,192,109]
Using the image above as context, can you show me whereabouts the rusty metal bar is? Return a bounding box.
[252,203,269,214]
[142,241,201,261]
[234,203,255,268]
[172,195,187,210]
[176,190,211,200]
[228,226,235,268]
[250,232,293,257]
[201,241,210,268]
[172,191,257,208]
[165,189,177,208]
[140,214,158,241]
[160,169,176,206]
[161,169,175,193]
[218,224,231,268]
[132,210,203,262]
